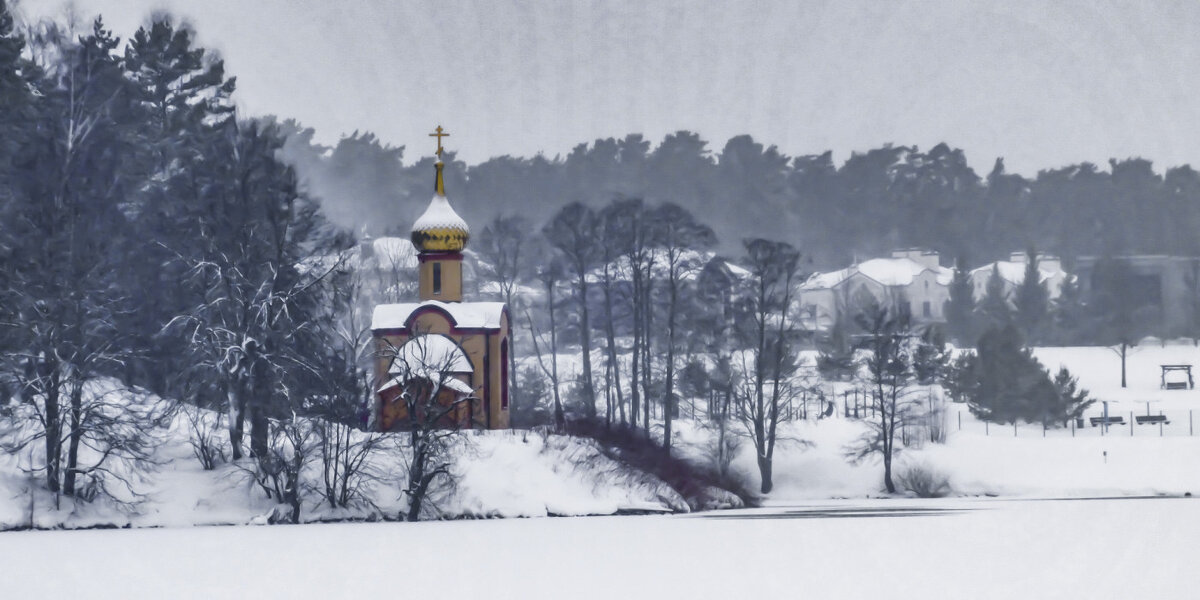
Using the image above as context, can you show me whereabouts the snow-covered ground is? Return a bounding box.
[3,344,1199,530]
[0,496,1192,599]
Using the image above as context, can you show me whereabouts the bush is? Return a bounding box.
[896,462,951,498]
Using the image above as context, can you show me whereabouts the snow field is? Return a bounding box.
[0,496,1194,599]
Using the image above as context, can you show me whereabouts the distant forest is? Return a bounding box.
[283,125,1200,270]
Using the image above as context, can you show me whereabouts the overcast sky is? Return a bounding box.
[21,0,1200,175]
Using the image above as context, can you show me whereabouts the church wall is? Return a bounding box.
[373,308,510,430]
[485,312,511,429]
[418,253,463,302]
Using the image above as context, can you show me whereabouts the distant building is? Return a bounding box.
[969,252,1067,303]
[1074,255,1200,338]
[798,249,952,331]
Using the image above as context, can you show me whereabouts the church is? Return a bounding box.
[370,127,512,430]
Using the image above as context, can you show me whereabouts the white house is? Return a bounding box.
[969,252,1067,303]
[798,249,953,331]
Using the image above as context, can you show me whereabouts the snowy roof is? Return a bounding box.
[970,261,1061,286]
[412,194,469,234]
[368,237,418,268]
[378,371,474,395]
[802,258,952,290]
[388,334,474,375]
[372,300,506,330]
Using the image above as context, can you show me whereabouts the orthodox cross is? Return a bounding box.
[429,125,450,158]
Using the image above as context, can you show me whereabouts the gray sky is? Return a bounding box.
[23,0,1200,174]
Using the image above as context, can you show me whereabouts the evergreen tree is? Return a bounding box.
[121,17,237,394]
[816,310,856,381]
[1050,367,1094,427]
[955,325,1058,424]
[943,255,977,346]
[978,264,1012,329]
[1052,270,1086,345]
[1013,248,1050,344]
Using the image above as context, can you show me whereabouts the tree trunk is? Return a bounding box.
[228,376,246,460]
[663,270,678,456]
[547,280,564,432]
[248,360,270,461]
[642,275,653,434]
[757,453,773,494]
[43,364,61,495]
[63,383,83,496]
[629,265,642,428]
[602,274,626,426]
[1120,342,1128,388]
[577,274,596,418]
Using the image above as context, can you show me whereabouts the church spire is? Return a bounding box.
[430,125,449,196]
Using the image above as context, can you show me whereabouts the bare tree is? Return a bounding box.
[378,332,476,521]
[543,203,600,419]
[846,298,923,494]
[651,203,716,455]
[527,259,566,431]
[736,239,802,494]
[311,266,385,511]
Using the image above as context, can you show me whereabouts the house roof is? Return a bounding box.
[969,261,1061,286]
[802,257,952,290]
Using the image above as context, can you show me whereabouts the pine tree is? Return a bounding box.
[121,17,237,394]
[943,255,977,346]
[1050,367,1094,427]
[978,264,1012,329]
[1013,248,1050,344]
[960,325,1058,425]
[1052,270,1086,345]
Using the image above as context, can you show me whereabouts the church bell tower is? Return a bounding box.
[410,126,469,302]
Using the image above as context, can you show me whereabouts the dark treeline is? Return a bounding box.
[0,9,366,515]
[287,127,1200,270]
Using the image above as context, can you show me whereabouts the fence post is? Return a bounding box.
[958,411,961,431]
[1071,418,1075,437]
[986,421,989,436]
[1160,410,1164,437]
[1014,422,1018,437]
[1043,421,1046,438]
[1130,411,1134,437]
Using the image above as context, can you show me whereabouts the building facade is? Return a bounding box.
[799,249,952,331]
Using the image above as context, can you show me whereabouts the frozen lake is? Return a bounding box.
[0,496,1194,599]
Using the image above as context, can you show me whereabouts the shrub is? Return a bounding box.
[896,462,952,498]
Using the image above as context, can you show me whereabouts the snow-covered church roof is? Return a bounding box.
[412,195,470,235]
[372,300,507,331]
[378,334,476,395]
[389,334,474,375]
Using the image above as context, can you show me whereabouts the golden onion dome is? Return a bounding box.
[411,163,470,252]
[411,195,470,252]
[412,127,469,253]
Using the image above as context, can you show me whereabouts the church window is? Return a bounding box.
[500,339,510,409]
[433,262,442,295]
